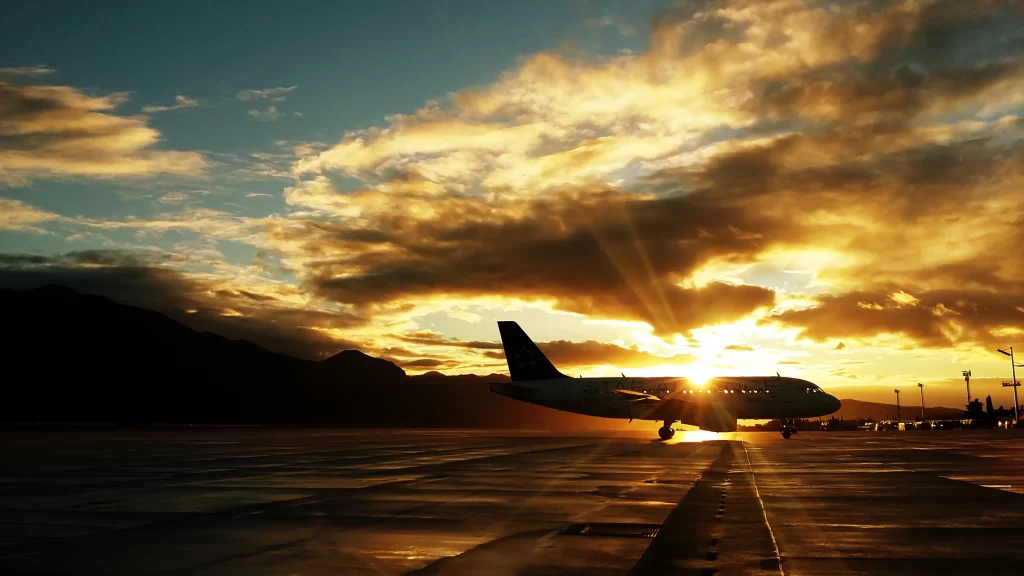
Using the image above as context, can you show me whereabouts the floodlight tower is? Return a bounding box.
[894,389,901,422]
[962,370,972,406]
[918,383,925,421]
[997,347,1021,425]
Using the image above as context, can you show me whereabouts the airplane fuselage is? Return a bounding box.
[491,320,842,436]
[491,375,841,430]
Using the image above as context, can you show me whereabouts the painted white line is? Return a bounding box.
[742,443,785,576]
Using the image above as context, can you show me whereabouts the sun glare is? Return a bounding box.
[675,430,722,443]
[685,365,715,386]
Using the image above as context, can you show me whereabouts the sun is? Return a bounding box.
[685,364,716,386]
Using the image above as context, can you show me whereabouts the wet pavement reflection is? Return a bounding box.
[1,428,1023,575]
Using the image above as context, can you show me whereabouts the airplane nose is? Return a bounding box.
[827,394,842,414]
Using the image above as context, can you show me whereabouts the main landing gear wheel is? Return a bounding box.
[658,422,675,440]
[780,418,797,439]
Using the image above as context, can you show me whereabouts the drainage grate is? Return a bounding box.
[561,522,661,538]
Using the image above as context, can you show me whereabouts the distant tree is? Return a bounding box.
[966,398,985,418]
[986,395,995,415]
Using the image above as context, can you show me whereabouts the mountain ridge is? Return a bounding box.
[0,285,623,430]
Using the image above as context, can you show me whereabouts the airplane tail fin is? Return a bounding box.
[497,321,569,382]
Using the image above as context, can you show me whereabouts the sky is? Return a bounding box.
[2,0,1023,409]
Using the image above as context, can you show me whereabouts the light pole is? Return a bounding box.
[996,347,1021,425]
[918,382,925,421]
[894,389,901,422]
[962,370,972,406]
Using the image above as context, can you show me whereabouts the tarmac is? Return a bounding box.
[1,428,1023,575]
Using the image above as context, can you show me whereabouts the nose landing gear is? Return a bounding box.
[780,418,797,439]
[658,421,675,440]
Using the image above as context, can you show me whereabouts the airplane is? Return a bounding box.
[489,321,841,439]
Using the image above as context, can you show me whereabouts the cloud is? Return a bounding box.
[528,339,696,369]
[142,95,199,113]
[247,106,302,121]
[0,65,56,78]
[0,197,286,268]
[270,0,1024,355]
[584,14,637,36]
[236,86,297,102]
[0,198,59,232]
[292,0,979,188]
[397,331,502,350]
[279,184,781,335]
[0,82,206,185]
[246,192,273,198]
[395,330,695,370]
[725,344,754,352]
[0,250,365,359]
[765,287,1024,350]
[400,358,458,369]
[158,191,190,204]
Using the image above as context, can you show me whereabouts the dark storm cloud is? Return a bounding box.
[0,251,365,359]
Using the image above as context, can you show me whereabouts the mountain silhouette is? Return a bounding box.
[320,349,407,381]
[0,286,627,430]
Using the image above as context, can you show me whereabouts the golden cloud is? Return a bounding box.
[0,198,58,232]
[394,330,695,371]
[765,287,1024,349]
[0,83,206,185]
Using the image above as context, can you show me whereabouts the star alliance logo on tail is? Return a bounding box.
[514,344,538,371]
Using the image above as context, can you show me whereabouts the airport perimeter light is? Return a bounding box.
[996,347,1020,425]
[1003,382,1020,426]
[962,370,972,406]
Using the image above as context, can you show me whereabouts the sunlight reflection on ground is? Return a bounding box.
[669,430,722,443]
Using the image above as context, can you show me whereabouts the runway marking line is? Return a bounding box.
[742,442,785,576]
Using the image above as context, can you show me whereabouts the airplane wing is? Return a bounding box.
[609,389,664,404]
[610,389,699,423]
